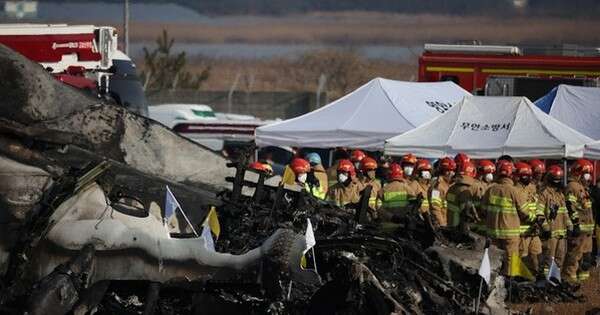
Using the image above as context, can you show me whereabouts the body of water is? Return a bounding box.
[131,42,422,61]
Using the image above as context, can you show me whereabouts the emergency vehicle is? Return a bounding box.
[0,24,148,115]
[419,43,600,100]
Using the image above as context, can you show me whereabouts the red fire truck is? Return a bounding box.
[0,24,148,115]
[419,44,600,100]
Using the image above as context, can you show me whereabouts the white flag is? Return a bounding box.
[304,218,316,254]
[478,248,491,285]
[201,224,215,251]
[547,257,561,285]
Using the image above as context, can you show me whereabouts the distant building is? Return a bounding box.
[4,1,38,19]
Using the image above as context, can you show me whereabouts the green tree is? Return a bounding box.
[140,29,210,91]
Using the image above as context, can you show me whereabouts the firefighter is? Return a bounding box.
[289,158,311,187]
[530,159,546,189]
[454,153,471,171]
[428,157,456,227]
[305,152,328,199]
[248,161,273,175]
[401,153,418,180]
[447,161,485,231]
[350,149,367,175]
[358,156,382,211]
[477,159,496,190]
[564,159,595,283]
[379,163,417,220]
[538,165,569,276]
[327,159,360,207]
[483,160,540,275]
[327,148,350,189]
[514,161,544,275]
[411,159,432,215]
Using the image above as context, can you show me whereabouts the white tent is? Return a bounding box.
[385,96,593,159]
[535,85,600,140]
[255,78,470,149]
[584,141,600,159]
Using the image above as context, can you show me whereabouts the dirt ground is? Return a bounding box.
[511,268,600,314]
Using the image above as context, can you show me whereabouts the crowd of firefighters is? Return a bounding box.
[249,149,598,284]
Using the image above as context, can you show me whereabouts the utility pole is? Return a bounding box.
[123,0,130,55]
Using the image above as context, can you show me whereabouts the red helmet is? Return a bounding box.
[438,157,457,172]
[497,160,514,177]
[388,163,404,180]
[529,159,545,175]
[350,150,366,163]
[416,159,432,171]
[478,160,496,174]
[249,161,272,174]
[454,153,470,167]
[401,153,417,165]
[547,165,564,181]
[337,159,356,177]
[360,156,378,172]
[514,161,533,176]
[458,161,477,178]
[290,158,310,175]
[570,159,593,176]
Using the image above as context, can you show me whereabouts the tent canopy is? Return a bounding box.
[385,96,593,159]
[255,78,470,149]
[584,141,600,159]
[535,85,600,140]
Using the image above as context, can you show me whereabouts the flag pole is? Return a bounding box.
[311,247,318,274]
[178,207,199,237]
[475,277,483,314]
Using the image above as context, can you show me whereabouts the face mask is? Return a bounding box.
[551,180,562,187]
[484,173,494,182]
[367,170,376,180]
[583,173,592,182]
[519,176,531,185]
[338,173,349,184]
[297,173,307,183]
[421,171,431,180]
[446,171,455,179]
[354,162,361,171]
[404,166,414,177]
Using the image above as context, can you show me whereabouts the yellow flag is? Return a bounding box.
[301,255,307,268]
[205,206,221,240]
[509,254,534,281]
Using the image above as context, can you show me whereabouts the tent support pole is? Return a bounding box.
[563,159,568,186]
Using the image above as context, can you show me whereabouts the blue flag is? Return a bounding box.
[164,185,180,222]
[202,225,215,251]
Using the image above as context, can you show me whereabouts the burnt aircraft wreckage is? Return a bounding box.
[0,44,581,314]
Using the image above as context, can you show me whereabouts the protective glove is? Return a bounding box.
[540,229,552,240]
[306,171,319,187]
[571,224,581,237]
[535,214,545,226]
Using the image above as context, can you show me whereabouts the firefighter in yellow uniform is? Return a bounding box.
[447,161,485,231]
[411,159,432,215]
[379,163,417,221]
[357,156,382,212]
[428,157,456,227]
[514,161,545,275]
[305,153,328,200]
[530,159,546,191]
[564,159,595,283]
[483,160,540,275]
[477,160,496,191]
[327,148,350,189]
[538,165,569,276]
[401,153,418,186]
[327,159,361,207]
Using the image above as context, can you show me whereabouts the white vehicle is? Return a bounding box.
[149,104,217,128]
[149,103,269,152]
